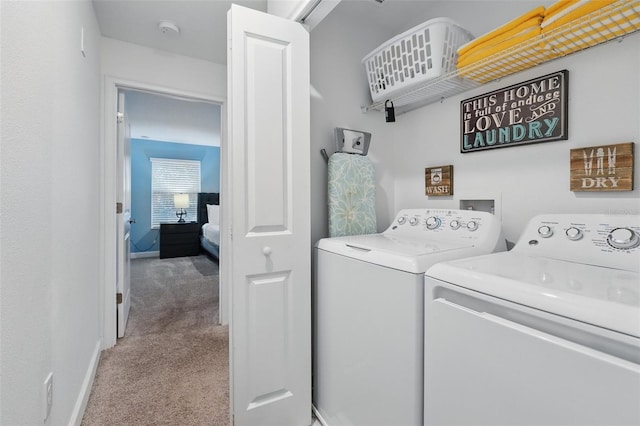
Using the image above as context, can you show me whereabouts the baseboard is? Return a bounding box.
[130,251,159,259]
[68,340,101,426]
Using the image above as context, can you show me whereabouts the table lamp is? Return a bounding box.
[174,193,189,222]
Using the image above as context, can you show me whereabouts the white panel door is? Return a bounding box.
[116,91,132,338]
[227,5,311,425]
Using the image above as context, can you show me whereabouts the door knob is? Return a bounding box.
[128,218,136,224]
[263,246,272,256]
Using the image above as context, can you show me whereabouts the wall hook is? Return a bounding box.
[384,100,396,122]
[321,148,329,163]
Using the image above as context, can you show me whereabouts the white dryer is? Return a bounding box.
[424,214,640,426]
[314,209,506,426]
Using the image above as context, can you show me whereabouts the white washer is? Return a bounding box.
[424,214,640,426]
[314,209,506,426]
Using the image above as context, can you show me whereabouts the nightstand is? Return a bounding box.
[159,222,200,259]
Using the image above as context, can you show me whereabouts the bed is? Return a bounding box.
[197,192,220,260]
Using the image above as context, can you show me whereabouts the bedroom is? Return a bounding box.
[125,88,222,262]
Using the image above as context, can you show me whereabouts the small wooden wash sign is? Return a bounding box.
[425,165,453,196]
[570,142,634,191]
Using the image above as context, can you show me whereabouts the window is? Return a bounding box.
[151,158,201,228]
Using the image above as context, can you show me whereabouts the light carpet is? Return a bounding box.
[81,255,229,426]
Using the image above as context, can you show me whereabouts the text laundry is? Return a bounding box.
[462,118,559,149]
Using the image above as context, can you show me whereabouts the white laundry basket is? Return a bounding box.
[363,18,473,103]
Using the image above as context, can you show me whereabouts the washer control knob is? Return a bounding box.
[466,221,479,231]
[409,217,419,226]
[397,216,406,225]
[537,225,553,238]
[425,216,441,230]
[450,220,461,230]
[565,227,583,241]
[607,228,640,249]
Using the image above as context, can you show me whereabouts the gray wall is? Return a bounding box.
[1,1,102,424]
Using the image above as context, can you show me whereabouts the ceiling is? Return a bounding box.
[124,90,221,146]
[93,0,545,146]
[92,0,547,66]
[93,0,254,146]
[92,0,268,64]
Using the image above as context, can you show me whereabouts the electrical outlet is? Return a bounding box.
[43,372,53,422]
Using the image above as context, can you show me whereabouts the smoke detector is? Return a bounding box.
[158,21,180,36]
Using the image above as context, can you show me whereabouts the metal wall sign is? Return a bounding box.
[461,70,568,153]
[570,142,634,191]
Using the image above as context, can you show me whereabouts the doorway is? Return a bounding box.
[122,87,221,328]
[101,77,227,349]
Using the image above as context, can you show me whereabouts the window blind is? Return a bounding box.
[151,158,201,228]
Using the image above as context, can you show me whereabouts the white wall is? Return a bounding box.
[101,37,227,99]
[310,2,640,245]
[392,33,640,243]
[309,9,397,245]
[309,0,546,243]
[0,1,102,424]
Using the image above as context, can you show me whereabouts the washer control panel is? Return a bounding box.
[386,209,504,243]
[516,214,640,272]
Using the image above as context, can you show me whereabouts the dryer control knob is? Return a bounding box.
[537,225,553,238]
[397,216,406,225]
[425,216,441,229]
[565,227,583,241]
[409,217,419,226]
[450,220,461,230]
[466,221,478,231]
[607,228,640,249]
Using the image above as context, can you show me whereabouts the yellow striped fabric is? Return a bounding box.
[457,6,545,57]
[457,0,639,83]
[458,42,549,83]
[543,0,590,27]
[455,5,545,83]
[542,0,618,31]
[542,1,640,58]
[457,19,542,67]
[545,0,582,18]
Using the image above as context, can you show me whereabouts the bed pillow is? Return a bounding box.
[206,204,220,225]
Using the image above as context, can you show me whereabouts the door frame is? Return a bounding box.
[100,75,227,348]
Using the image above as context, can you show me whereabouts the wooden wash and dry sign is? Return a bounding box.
[570,142,634,191]
[425,165,453,196]
[461,70,568,153]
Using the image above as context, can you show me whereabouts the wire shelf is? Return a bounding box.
[362,0,640,115]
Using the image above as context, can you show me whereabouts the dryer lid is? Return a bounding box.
[426,252,640,338]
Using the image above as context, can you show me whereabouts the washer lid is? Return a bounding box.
[426,252,640,338]
[317,234,474,273]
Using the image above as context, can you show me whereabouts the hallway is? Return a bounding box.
[81,256,229,425]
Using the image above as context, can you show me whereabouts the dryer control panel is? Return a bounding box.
[386,209,506,252]
[514,214,640,272]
